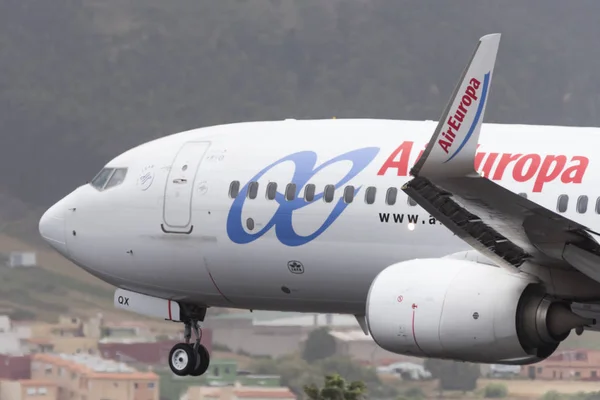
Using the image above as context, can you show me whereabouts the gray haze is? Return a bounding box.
[1,0,600,233]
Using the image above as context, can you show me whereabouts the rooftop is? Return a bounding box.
[211,311,303,321]
[102,320,150,329]
[328,330,372,342]
[0,315,11,328]
[200,387,296,399]
[16,380,57,386]
[233,389,295,399]
[98,337,161,344]
[24,338,53,345]
[255,314,359,328]
[33,353,158,380]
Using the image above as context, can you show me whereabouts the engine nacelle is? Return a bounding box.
[366,259,593,365]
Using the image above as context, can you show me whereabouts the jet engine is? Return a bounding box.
[366,258,594,364]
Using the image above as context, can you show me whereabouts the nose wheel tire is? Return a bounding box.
[189,344,211,376]
[169,343,196,376]
[169,315,210,377]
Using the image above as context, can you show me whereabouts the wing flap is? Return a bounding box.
[404,177,528,270]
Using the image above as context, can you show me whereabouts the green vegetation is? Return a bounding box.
[304,373,367,400]
[302,327,337,363]
[542,391,564,400]
[541,392,600,400]
[395,386,427,400]
[424,358,480,392]
[250,354,397,398]
[157,370,198,400]
[484,383,509,398]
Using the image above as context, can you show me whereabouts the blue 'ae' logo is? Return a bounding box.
[226,147,380,246]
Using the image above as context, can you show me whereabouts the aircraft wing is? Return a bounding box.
[402,34,600,281]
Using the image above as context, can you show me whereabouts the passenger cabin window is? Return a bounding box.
[304,184,316,202]
[557,194,569,213]
[365,187,376,204]
[229,181,240,198]
[104,168,128,190]
[386,188,397,205]
[266,182,277,200]
[407,196,417,207]
[324,185,335,203]
[577,195,588,214]
[343,186,355,204]
[285,183,296,201]
[248,181,259,199]
[596,197,600,214]
[91,168,114,190]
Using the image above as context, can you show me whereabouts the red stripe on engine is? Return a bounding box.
[411,309,426,355]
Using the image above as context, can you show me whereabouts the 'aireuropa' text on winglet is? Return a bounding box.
[411,33,501,179]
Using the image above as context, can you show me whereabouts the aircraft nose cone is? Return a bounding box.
[39,201,68,256]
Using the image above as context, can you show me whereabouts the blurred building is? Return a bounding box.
[328,330,423,366]
[208,310,421,363]
[100,320,153,339]
[22,317,83,339]
[181,383,296,400]
[7,252,37,268]
[376,361,432,380]
[0,315,30,355]
[0,354,31,380]
[0,379,57,400]
[207,311,359,358]
[98,334,212,366]
[22,337,98,356]
[522,349,600,380]
[0,315,11,332]
[202,360,280,387]
[31,353,159,400]
[82,313,182,340]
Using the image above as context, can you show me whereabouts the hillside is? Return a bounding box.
[0,264,112,322]
[0,234,111,288]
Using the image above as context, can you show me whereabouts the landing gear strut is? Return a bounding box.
[168,306,210,377]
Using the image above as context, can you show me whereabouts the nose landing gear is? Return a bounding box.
[168,307,211,376]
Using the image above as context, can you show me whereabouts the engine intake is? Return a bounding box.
[365,258,594,364]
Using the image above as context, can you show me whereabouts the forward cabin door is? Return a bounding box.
[162,141,211,234]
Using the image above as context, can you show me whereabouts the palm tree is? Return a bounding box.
[304,373,367,400]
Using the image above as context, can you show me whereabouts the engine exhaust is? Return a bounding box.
[546,302,595,339]
[517,285,595,353]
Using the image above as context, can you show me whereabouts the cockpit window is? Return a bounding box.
[91,168,114,190]
[104,168,128,190]
[90,167,128,191]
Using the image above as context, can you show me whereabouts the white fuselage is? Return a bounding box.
[39,119,598,315]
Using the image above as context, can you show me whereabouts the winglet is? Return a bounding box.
[411,33,501,178]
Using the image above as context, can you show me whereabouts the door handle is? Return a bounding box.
[173,178,187,184]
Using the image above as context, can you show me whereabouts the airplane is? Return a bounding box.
[38,32,600,377]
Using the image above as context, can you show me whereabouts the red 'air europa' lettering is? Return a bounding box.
[438,77,481,154]
[377,141,589,193]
